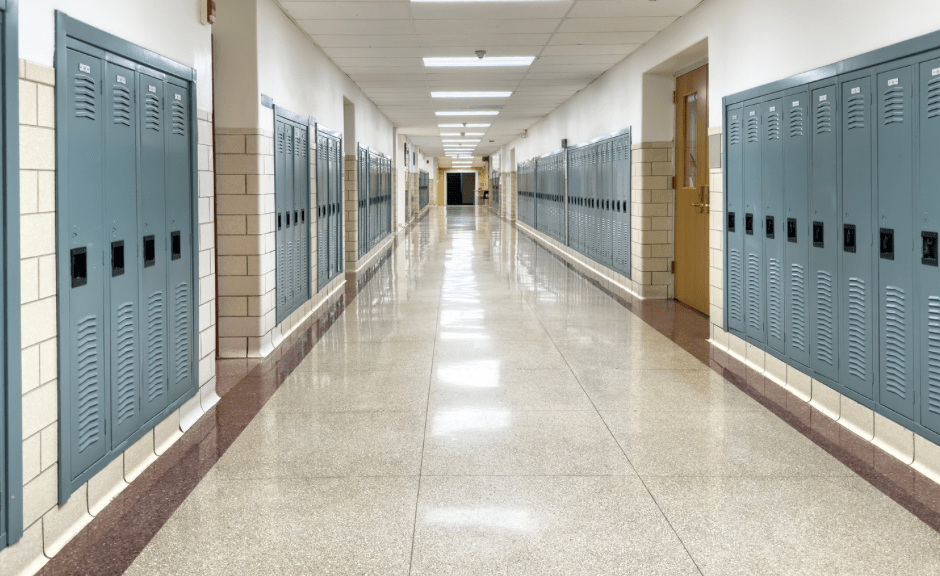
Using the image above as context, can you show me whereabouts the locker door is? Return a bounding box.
[64,50,108,476]
[358,147,365,257]
[137,73,169,423]
[164,81,194,403]
[316,133,329,289]
[334,138,344,275]
[743,101,765,342]
[619,137,632,276]
[105,62,141,446]
[783,89,811,367]
[293,125,307,306]
[919,56,940,433]
[286,125,296,310]
[810,83,839,382]
[726,104,746,334]
[327,138,337,278]
[840,74,875,399]
[762,97,785,353]
[275,121,288,317]
[877,65,915,419]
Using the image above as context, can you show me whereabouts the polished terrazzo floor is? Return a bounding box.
[124,206,940,575]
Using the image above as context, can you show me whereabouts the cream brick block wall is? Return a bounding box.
[344,154,359,267]
[708,126,725,328]
[0,61,218,575]
[631,142,675,299]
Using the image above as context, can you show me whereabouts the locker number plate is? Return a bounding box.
[175,94,182,101]
[851,87,860,94]
[792,101,800,107]
[79,63,90,74]
[149,85,157,93]
[888,78,899,86]
[819,95,828,102]
[933,68,940,76]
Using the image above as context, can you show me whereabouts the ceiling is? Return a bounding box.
[275,0,704,159]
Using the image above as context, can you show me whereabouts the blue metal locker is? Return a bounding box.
[294,125,309,307]
[137,73,169,423]
[63,49,108,477]
[762,96,785,354]
[726,103,746,335]
[316,131,329,290]
[919,55,940,433]
[839,73,875,399]
[783,88,811,367]
[105,62,141,446]
[164,81,194,404]
[743,100,765,343]
[328,137,338,279]
[877,64,915,419]
[809,82,839,382]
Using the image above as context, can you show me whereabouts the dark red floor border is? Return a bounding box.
[514,222,940,533]
[36,213,430,576]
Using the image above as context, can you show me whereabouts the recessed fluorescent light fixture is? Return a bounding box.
[436,111,499,116]
[424,57,534,68]
[439,124,490,128]
[440,133,485,136]
[432,91,512,98]
[442,139,480,142]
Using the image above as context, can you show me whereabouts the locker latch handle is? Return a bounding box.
[765,216,775,239]
[923,232,938,266]
[171,231,182,261]
[880,228,894,260]
[745,213,754,235]
[787,218,797,243]
[71,247,88,288]
[843,224,856,253]
[727,212,736,232]
[813,221,824,248]
[294,210,299,225]
[285,211,292,228]
[278,213,283,230]
[143,235,156,268]
[301,209,306,223]
[111,241,125,277]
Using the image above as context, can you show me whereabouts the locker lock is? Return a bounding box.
[111,241,125,276]
[843,224,856,253]
[787,218,797,243]
[171,231,182,261]
[70,247,88,288]
[923,232,938,267]
[745,213,754,235]
[880,228,894,260]
[813,222,824,248]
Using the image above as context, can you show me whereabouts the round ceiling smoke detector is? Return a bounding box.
[475,50,486,59]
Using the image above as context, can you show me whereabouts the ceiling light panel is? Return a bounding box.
[442,139,481,142]
[440,132,485,136]
[436,111,499,116]
[439,124,491,128]
[432,91,512,98]
[424,57,535,67]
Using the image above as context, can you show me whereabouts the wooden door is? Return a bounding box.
[675,65,710,314]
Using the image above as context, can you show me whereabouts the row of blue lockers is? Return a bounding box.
[724,29,940,441]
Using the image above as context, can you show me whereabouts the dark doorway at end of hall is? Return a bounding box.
[446,172,476,206]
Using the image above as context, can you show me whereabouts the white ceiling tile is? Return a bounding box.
[314,35,418,48]
[568,0,705,18]
[540,44,640,56]
[416,34,551,48]
[297,19,415,35]
[549,32,657,45]
[557,17,677,33]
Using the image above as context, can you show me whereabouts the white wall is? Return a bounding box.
[254,0,393,156]
[503,0,940,159]
[21,0,214,111]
